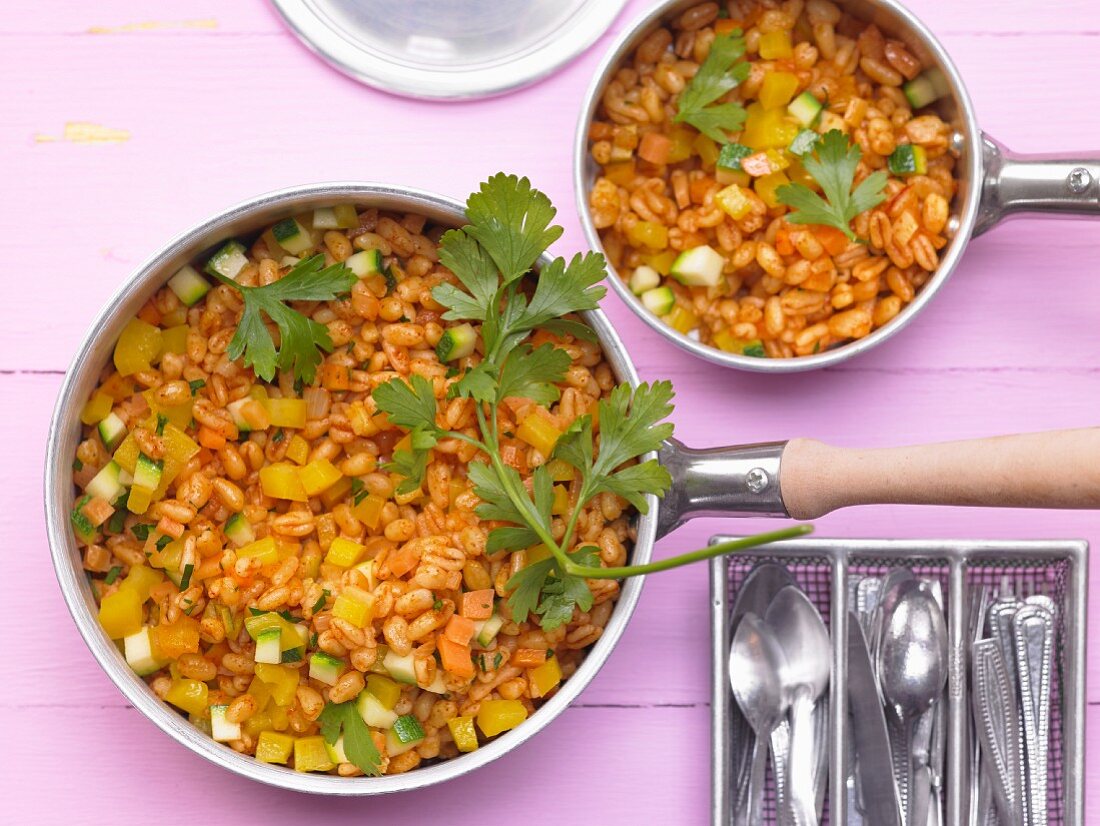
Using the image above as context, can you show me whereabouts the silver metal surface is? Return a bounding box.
[573,0,1099,372]
[44,182,660,795]
[973,640,1024,825]
[709,537,1088,826]
[1013,604,1054,826]
[271,0,627,100]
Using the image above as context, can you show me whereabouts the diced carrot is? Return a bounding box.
[195,556,223,582]
[198,426,226,450]
[775,225,794,256]
[499,443,527,475]
[195,447,214,467]
[689,176,714,204]
[813,224,849,256]
[444,615,477,646]
[637,132,672,165]
[321,363,350,391]
[715,18,741,34]
[156,516,185,539]
[387,543,420,578]
[461,589,495,620]
[136,302,162,327]
[438,637,474,678]
[741,152,774,177]
[81,496,115,527]
[511,648,548,668]
[100,373,135,401]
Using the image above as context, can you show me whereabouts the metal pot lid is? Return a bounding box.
[271,0,629,101]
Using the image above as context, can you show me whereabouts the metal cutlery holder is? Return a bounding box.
[710,537,1087,826]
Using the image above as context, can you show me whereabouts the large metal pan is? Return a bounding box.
[44,183,1100,795]
[574,0,1100,372]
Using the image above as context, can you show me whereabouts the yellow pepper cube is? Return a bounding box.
[248,676,273,713]
[545,458,575,483]
[759,71,799,109]
[158,325,189,358]
[238,536,280,566]
[765,149,791,172]
[98,587,143,639]
[759,30,793,59]
[666,125,696,163]
[516,413,562,458]
[126,484,154,516]
[298,458,343,497]
[692,133,720,167]
[602,159,635,187]
[476,699,528,738]
[365,675,401,710]
[715,184,754,220]
[352,493,386,530]
[665,305,699,335]
[244,711,273,738]
[285,434,310,466]
[294,736,335,773]
[551,485,569,516]
[742,103,800,150]
[716,167,752,187]
[320,475,354,509]
[256,731,295,764]
[529,656,563,698]
[642,249,678,276]
[626,220,668,251]
[755,171,792,209]
[325,537,365,568]
[447,716,480,753]
[260,462,309,501]
[80,391,113,426]
[118,565,164,602]
[165,678,209,717]
[263,398,308,429]
[526,543,553,566]
[332,586,374,628]
[113,318,162,377]
[254,663,300,707]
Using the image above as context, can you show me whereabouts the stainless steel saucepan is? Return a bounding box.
[573,0,1100,372]
[44,183,1100,795]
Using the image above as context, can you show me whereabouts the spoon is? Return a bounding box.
[766,586,832,826]
[729,613,789,826]
[877,583,948,826]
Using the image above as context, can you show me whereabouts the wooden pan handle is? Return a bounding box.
[779,429,1100,520]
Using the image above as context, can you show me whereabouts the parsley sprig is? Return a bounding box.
[318,699,381,776]
[674,30,750,143]
[776,130,888,241]
[372,174,810,630]
[212,254,356,384]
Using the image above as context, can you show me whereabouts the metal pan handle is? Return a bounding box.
[657,428,1100,534]
[975,134,1100,235]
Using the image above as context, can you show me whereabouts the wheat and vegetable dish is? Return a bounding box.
[587,0,959,358]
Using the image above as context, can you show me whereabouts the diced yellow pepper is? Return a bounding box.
[159,325,189,358]
[152,615,201,659]
[602,159,636,187]
[476,699,528,738]
[665,305,699,335]
[118,565,164,602]
[526,543,553,566]
[256,731,295,764]
[692,133,721,166]
[551,485,569,516]
[742,103,800,149]
[298,458,343,497]
[263,398,308,429]
[716,167,752,187]
[713,330,765,354]
[332,586,374,628]
[759,71,799,109]
[786,159,818,190]
[165,678,209,716]
[325,537,365,568]
[238,536,279,566]
[755,171,792,208]
[448,478,466,508]
[319,475,353,509]
[285,434,310,466]
[642,249,678,276]
[260,462,308,501]
[447,716,480,753]
[245,710,273,738]
[126,484,154,515]
[626,220,669,251]
[98,587,143,639]
[113,318,162,377]
[365,675,401,710]
[516,413,562,458]
[153,424,200,498]
[759,30,793,59]
[249,385,269,402]
[765,149,790,172]
[141,389,193,431]
[248,676,273,713]
[545,458,575,482]
[149,536,183,572]
[529,655,563,697]
[352,493,386,530]
[80,391,113,426]
[254,663,300,707]
[269,704,290,731]
[715,184,754,220]
[111,431,140,475]
[666,125,695,163]
[294,736,334,772]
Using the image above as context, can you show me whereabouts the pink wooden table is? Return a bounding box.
[2,1,1097,822]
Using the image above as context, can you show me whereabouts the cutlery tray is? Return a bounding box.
[709,537,1087,826]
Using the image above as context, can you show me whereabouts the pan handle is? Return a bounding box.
[657,429,1100,533]
[779,429,1100,520]
[975,134,1100,236]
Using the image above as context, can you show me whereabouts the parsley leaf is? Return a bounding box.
[497,344,571,406]
[505,546,598,627]
[535,546,599,630]
[674,31,750,142]
[105,566,122,585]
[776,130,889,241]
[188,379,206,395]
[462,173,561,285]
[371,374,437,432]
[213,254,356,384]
[318,701,381,776]
[386,427,438,494]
